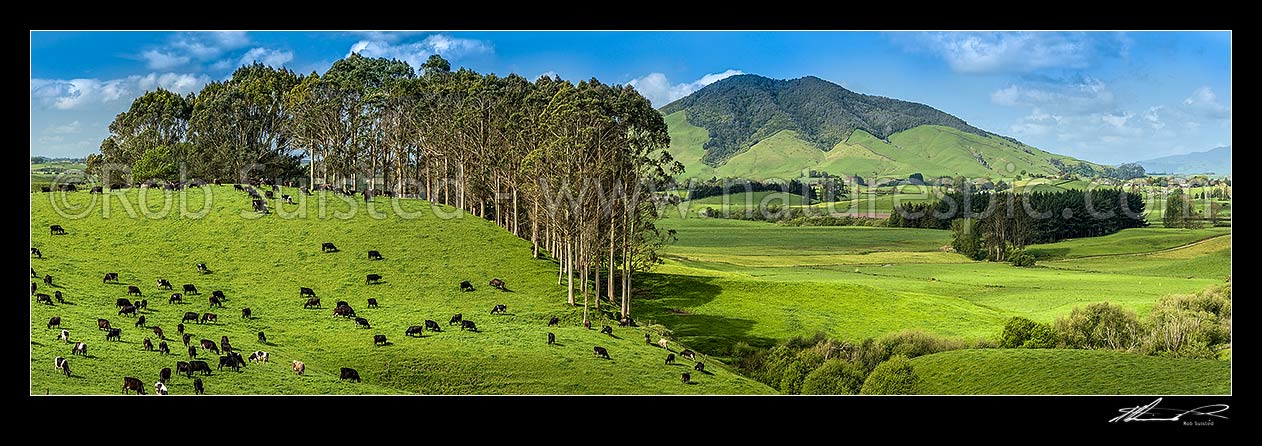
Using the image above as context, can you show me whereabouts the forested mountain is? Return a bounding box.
[1137,146,1232,175]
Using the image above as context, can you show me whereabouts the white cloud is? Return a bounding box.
[347,34,493,73]
[900,32,1126,74]
[30,72,210,110]
[1182,86,1230,120]
[47,120,81,135]
[535,71,559,80]
[627,69,744,107]
[239,47,295,68]
[142,49,191,70]
[1101,112,1133,128]
[139,31,252,70]
[989,76,1114,114]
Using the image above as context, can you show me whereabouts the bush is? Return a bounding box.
[801,359,867,395]
[1007,248,1036,267]
[778,348,826,395]
[1054,302,1143,350]
[875,329,967,360]
[1143,284,1231,358]
[859,355,918,395]
[999,316,1057,349]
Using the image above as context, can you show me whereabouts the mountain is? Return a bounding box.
[1137,146,1231,176]
[660,74,1105,181]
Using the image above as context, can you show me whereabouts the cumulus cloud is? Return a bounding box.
[627,69,744,107]
[989,76,1114,114]
[347,34,493,73]
[30,72,210,110]
[139,31,252,70]
[1182,86,1231,120]
[897,32,1126,74]
[239,47,294,68]
[47,120,81,135]
[142,49,191,70]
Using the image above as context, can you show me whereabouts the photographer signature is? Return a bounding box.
[1110,398,1229,423]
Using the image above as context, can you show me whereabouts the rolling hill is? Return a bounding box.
[911,349,1230,395]
[1137,146,1232,176]
[662,74,1105,181]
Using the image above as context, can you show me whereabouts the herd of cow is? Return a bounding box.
[34,182,708,394]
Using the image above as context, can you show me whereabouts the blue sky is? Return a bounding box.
[30,31,1231,164]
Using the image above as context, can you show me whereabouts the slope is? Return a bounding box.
[911,349,1230,395]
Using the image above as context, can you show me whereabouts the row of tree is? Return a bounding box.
[89,54,683,322]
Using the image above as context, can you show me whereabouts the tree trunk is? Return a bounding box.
[566,240,575,305]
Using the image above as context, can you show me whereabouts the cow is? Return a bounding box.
[601,325,613,335]
[666,353,676,365]
[491,304,507,315]
[55,356,71,377]
[583,320,592,330]
[681,350,697,361]
[291,360,305,375]
[149,326,163,340]
[122,377,145,395]
[425,320,441,332]
[208,296,223,308]
[258,331,267,344]
[461,320,477,332]
[449,314,463,326]
[134,315,146,327]
[211,290,226,301]
[300,187,311,195]
[460,280,474,292]
[182,312,199,323]
[367,250,383,260]
[355,317,371,329]
[58,329,70,343]
[283,194,294,204]
[196,263,210,274]
[193,378,205,395]
[304,297,321,309]
[116,298,132,308]
[54,291,64,304]
[118,305,137,317]
[103,272,119,283]
[50,225,66,235]
[105,328,121,341]
[547,332,555,345]
[234,184,244,191]
[183,284,198,295]
[177,323,185,334]
[36,294,53,305]
[97,319,111,331]
[89,186,103,194]
[645,332,652,345]
[218,355,243,372]
[367,298,378,309]
[40,186,51,193]
[334,306,356,318]
[110,183,124,191]
[159,367,172,383]
[154,381,168,395]
[187,345,197,359]
[31,282,37,295]
[322,243,338,253]
[157,279,172,290]
[300,287,316,298]
[143,338,154,351]
[619,317,632,327]
[200,339,220,354]
[61,184,78,192]
[189,360,212,376]
[264,190,275,199]
[169,293,183,304]
[340,367,361,382]
[182,333,193,346]
[200,313,217,324]
[373,334,388,346]
[159,341,170,355]
[405,326,424,337]
[176,361,191,377]
[593,346,610,359]
[126,286,142,296]
[137,299,147,310]
[72,342,87,356]
[241,307,251,319]
[248,351,269,363]
[695,362,706,372]
[336,300,349,308]
[31,247,42,258]
[44,275,54,286]
[548,316,559,326]
[658,338,669,349]
[252,200,268,213]
[220,337,232,353]
[490,278,506,290]
[682,373,691,384]
[366,274,382,285]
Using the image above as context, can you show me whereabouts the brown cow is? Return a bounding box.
[121,377,145,395]
[292,360,305,375]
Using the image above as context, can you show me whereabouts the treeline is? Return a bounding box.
[684,177,847,202]
[89,54,683,321]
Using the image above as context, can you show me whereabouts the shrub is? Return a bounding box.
[1007,248,1036,267]
[859,355,918,395]
[779,348,826,395]
[1054,302,1143,350]
[1143,285,1231,358]
[875,329,967,360]
[801,359,867,395]
[999,316,1057,349]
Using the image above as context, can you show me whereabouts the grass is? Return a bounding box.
[29,186,772,395]
[912,349,1231,395]
[687,191,812,207]
[1026,227,1231,260]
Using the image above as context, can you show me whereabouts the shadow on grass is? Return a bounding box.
[635,273,777,356]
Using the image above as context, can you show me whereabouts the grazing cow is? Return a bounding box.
[489,278,506,291]
[110,183,124,191]
[300,287,316,298]
[300,187,311,195]
[137,299,147,310]
[682,373,691,384]
[234,184,244,191]
[159,342,170,355]
[31,247,42,258]
[548,316,560,326]
[55,356,71,377]
[97,319,111,331]
[593,346,610,359]
[248,351,269,363]
[355,317,371,329]
[367,298,378,309]
[169,293,183,304]
[334,306,356,318]
[187,345,197,359]
[90,186,103,194]
[252,200,267,213]
[208,296,223,308]
[157,279,172,289]
[58,329,69,343]
[200,313,217,324]
[258,331,267,344]
[134,315,146,327]
[619,317,631,327]
[373,334,388,346]
[425,320,441,332]
[44,275,54,286]
[55,291,64,303]
[583,320,592,330]
[405,326,424,337]
[659,338,669,349]
[490,304,507,315]
[200,340,220,354]
[681,350,696,361]
[122,377,145,395]
[336,300,349,308]
[291,360,305,375]
[461,320,477,332]
[118,305,137,317]
[105,328,121,341]
[31,282,37,295]
[36,294,53,305]
[152,326,164,339]
[189,360,212,376]
[182,312,199,323]
[367,250,383,260]
[182,333,193,346]
[460,281,475,292]
[50,225,65,235]
[40,186,51,193]
[264,190,275,199]
[178,323,185,334]
[366,274,382,285]
[183,284,198,295]
[127,286,142,296]
[547,332,555,345]
[449,314,463,326]
[103,272,119,283]
[143,338,154,351]
[283,194,294,204]
[666,353,676,365]
[221,338,232,353]
[340,367,361,382]
[196,263,209,274]
[695,362,705,372]
[601,325,613,335]
[177,361,191,377]
[322,243,338,253]
[116,298,132,308]
[155,381,168,395]
[159,367,172,383]
[241,308,251,319]
[218,355,242,372]
[72,342,87,356]
[645,333,652,345]
[304,297,321,309]
[194,378,205,395]
[211,290,226,300]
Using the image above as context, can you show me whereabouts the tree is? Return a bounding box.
[859,355,918,395]
[908,172,924,184]
[1116,162,1146,180]
[801,359,866,395]
[131,145,178,183]
[951,218,985,260]
[1054,302,1143,350]
[1163,189,1194,228]
[998,316,1056,348]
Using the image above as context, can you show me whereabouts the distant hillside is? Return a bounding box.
[661,74,1104,181]
[911,349,1230,395]
[1137,146,1231,175]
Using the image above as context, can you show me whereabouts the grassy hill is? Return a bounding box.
[911,349,1231,395]
[29,187,772,395]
